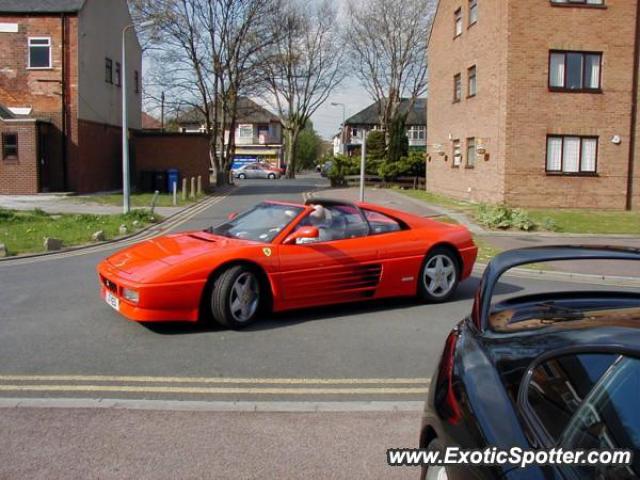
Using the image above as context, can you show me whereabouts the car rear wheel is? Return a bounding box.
[238,173,246,179]
[210,265,261,329]
[418,247,459,303]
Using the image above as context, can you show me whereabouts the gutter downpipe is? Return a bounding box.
[625,0,640,210]
[60,13,68,191]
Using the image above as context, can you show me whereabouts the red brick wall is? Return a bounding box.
[72,119,122,193]
[0,14,80,193]
[0,120,39,194]
[133,133,211,191]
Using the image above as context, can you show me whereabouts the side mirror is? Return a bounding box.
[284,226,320,245]
[227,212,238,221]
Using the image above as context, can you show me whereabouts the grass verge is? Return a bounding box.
[74,192,206,208]
[399,188,640,235]
[0,208,159,256]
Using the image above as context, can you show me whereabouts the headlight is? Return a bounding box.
[122,288,139,304]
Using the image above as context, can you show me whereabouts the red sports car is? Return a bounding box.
[97,199,478,329]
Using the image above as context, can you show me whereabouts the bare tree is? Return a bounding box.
[262,0,344,179]
[130,0,279,186]
[346,0,434,141]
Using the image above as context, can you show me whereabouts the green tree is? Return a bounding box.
[387,113,409,164]
[295,122,323,172]
[366,130,386,160]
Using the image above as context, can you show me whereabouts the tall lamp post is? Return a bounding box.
[331,102,346,154]
[122,20,154,214]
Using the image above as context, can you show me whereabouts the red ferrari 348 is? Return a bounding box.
[97,199,478,329]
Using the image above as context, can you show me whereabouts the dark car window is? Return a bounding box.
[525,353,618,442]
[559,356,640,479]
[296,205,369,242]
[363,209,402,235]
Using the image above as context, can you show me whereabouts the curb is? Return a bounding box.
[0,186,236,263]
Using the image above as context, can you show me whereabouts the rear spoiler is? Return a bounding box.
[473,245,640,332]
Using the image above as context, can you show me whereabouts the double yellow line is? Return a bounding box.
[0,375,430,397]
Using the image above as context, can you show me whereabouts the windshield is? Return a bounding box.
[209,203,304,243]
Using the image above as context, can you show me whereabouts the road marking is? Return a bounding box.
[0,385,428,395]
[0,398,426,412]
[0,375,430,385]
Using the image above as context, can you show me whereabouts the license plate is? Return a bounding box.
[105,291,120,311]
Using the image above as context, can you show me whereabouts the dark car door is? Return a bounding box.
[519,351,640,480]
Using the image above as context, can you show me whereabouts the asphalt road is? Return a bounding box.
[0,176,637,402]
[1,176,639,479]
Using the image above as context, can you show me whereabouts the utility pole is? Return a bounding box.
[331,102,346,154]
[360,130,367,202]
[161,91,165,133]
[121,20,154,214]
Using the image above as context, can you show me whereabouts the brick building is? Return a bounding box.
[427,0,640,210]
[0,0,142,194]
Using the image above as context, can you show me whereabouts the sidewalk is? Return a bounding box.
[0,405,419,480]
[317,187,640,278]
[0,194,187,218]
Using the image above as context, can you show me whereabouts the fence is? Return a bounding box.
[343,175,426,190]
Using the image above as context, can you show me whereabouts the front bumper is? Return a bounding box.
[97,261,205,322]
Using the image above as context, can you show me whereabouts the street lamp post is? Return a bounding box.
[331,102,346,154]
[121,21,153,214]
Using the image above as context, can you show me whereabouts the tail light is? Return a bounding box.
[434,329,462,425]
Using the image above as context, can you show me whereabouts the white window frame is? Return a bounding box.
[452,139,462,167]
[546,135,598,174]
[469,0,478,25]
[454,8,463,37]
[28,36,52,70]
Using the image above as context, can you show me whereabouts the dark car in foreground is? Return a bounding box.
[420,246,640,480]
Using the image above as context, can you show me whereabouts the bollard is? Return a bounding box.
[190,177,196,199]
[181,178,187,201]
[172,181,177,206]
[197,176,202,196]
[150,190,159,215]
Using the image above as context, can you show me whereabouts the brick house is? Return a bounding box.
[337,98,427,156]
[177,97,285,169]
[427,0,640,210]
[0,0,142,194]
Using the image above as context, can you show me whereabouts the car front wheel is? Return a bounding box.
[238,173,246,179]
[418,247,459,303]
[268,173,276,179]
[210,266,261,329]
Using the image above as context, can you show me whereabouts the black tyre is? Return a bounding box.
[420,439,453,480]
[268,173,276,179]
[418,247,460,303]
[238,173,246,179]
[210,265,261,329]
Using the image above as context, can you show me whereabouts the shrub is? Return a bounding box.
[477,204,538,231]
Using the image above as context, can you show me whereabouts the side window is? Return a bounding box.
[363,209,402,235]
[560,356,640,478]
[297,204,369,242]
[525,353,618,442]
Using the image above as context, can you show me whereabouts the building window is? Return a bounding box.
[115,62,121,87]
[28,37,52,69]
[407,126,426,141]
[469,0,478,25]
[351,127,358,138]
[452,139,462,167]
[2,133,18,160]
[454,8,463,37]
[550,0,604,5]
[453,73,462,102]
[468,66,477,97]
[238,124,254,139]
[466,137,476,167]
[105,58,113,84]
[134,70,140,93]
[546,135,598,174]
[549,51,602,92]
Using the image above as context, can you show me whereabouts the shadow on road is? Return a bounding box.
[141,276,524,336]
